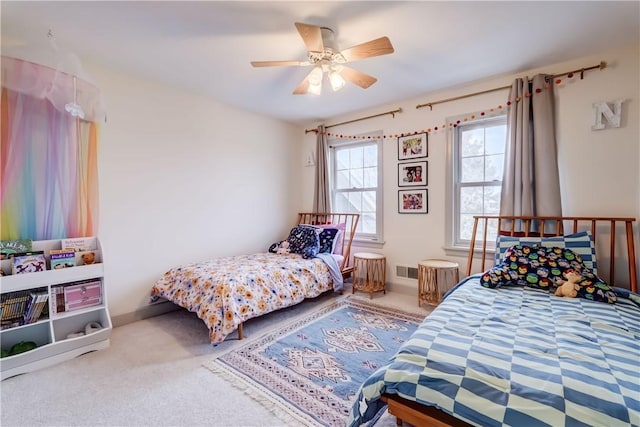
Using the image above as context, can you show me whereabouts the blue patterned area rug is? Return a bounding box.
[205,296,426,427]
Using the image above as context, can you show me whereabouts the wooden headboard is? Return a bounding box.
[467,215,637,292]
[297,212,360,278]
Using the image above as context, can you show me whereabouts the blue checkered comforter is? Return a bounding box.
[348,275,640,427]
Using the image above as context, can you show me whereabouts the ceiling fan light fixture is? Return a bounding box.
[308,66,323,86]
[307,80,322,95]
[329,69,346,91]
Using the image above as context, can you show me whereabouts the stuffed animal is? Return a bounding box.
[276,241,290,255]
[81,251,96,265]
[555,271,582,298]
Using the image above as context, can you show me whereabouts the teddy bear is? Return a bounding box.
[554,270,582,298]
[276,241,290,255]
[81,251,96,265]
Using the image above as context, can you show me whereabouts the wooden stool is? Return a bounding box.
[352,252,386,299]
[418,259,459,306]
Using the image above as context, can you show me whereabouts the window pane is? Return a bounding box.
[361,212,376,234]
[336,170,350,189]
[350,168,363,188]
[363,145,377,167]
[336,149,349,170]
[363,166,377,187]
[460,156,483,182]
[334,192,350,211]
[349,147,363,169]
[485,154,504,182]
[461,128,484,156]
[362,191,376,212]
[460,186,483,214]
[485,125,506,154]
[459,214,476,241]
[484,186,501,214]
[348,192,362,211]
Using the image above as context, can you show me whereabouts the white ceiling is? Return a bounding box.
[2,1,639,125]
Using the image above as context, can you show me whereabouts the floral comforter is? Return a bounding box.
[151,253,335,344]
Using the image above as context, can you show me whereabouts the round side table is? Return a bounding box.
[418,259,460,306]
[352,252,386,299]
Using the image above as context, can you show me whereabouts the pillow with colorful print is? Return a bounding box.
[317,227,340,253]
[286,225,321,259]
[481,244,616,303]
[495,231,598,274]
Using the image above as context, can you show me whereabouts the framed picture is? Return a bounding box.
[398,132,428,160]
[398,161,427,187]
[398,189,428,214]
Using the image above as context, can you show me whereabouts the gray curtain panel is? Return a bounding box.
[500,74,562,232]
[313,125,331,213]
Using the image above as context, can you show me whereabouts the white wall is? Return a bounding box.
[87,64,303,320]
[302,44,639,293]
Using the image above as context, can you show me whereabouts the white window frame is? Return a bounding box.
[445,115,507,256]
[329,130,384,245]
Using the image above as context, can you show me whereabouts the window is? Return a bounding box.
[330,131,383,243]
[447,116,507,249]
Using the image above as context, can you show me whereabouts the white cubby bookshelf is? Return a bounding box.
[0,238,111,380]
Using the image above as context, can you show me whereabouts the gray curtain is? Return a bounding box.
[500,74,562,232]
[312,125,331,213]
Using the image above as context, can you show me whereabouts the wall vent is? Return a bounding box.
[396,265,408,277]
[396,265,418,279]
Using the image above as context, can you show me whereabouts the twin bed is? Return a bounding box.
[150,212,359,344]
[349,215,639,427]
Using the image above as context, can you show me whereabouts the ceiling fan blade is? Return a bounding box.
[340,37,394,62]
[293,77,310,95]
[341,66,377,89]
[295,22,324,52]
[251,60,307,67]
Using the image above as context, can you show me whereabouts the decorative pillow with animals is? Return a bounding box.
[317,227,340,253]
[480,244,616,303]
[495,231,598,274]
[286,225,321,259]
[302,222,346,254]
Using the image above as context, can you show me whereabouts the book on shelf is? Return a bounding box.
[50,286,66,314]
[1,290,30,326]
[49,249,77,269]
[0,239,33,260]
[11,251,47,275]
[23,291,49,324]
[61,237,97,253]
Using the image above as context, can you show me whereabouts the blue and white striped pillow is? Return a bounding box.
[495,230,598,273]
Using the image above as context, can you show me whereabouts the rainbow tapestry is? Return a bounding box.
[1,58,100,240]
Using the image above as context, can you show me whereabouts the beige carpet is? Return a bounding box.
[1,286,433,426]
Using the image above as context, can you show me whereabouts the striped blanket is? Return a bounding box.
[348,275,640,427]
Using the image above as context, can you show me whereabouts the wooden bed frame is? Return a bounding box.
[382,215,638,427]
[236,212,359,340]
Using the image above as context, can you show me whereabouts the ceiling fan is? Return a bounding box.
[251,22,394,95]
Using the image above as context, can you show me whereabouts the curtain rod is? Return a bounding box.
[416,61,607,111]
[304,108,403,134]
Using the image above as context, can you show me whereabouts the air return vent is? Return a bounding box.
[396,265,418,279]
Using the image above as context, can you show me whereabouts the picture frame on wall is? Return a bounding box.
[398,132,428,161]
[398,161,428,187]
[398,189,428,214]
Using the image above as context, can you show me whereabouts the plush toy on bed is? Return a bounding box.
[276,240,290,255]
[554,271,582,298]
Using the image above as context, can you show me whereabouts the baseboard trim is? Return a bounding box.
[112,300,179,328]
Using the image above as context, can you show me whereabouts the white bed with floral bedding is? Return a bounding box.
[150,213,359,344]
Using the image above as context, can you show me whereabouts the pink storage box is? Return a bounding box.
[64,281,102,311]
